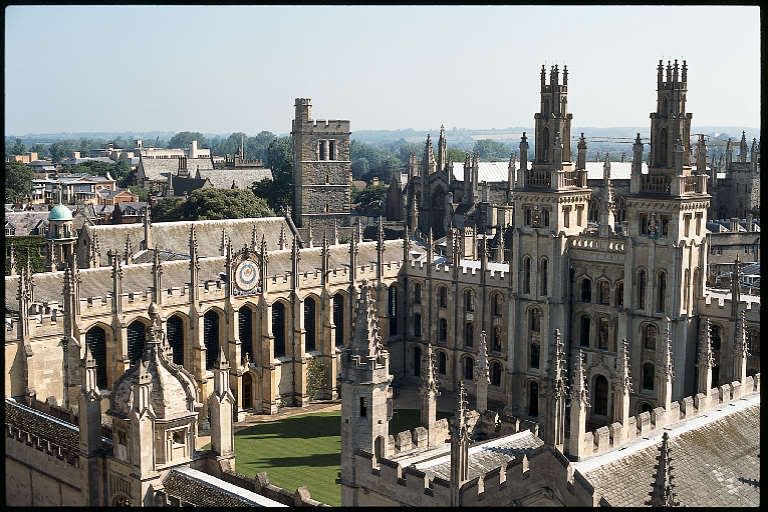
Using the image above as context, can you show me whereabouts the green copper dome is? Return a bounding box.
[48,204,73,221]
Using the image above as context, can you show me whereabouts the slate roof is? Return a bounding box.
[414,430,544,481]
[195,168,273,189]
[579,399,760,507]
[78,217,294,266]
[137,156,213,182]
[5,211,49,235]
[4,398,79,451]
[162,466,287,507]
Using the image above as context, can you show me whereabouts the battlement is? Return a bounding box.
[577,373,760,460]
[698,293,760,317]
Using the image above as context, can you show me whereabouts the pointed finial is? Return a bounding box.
[307,220,314,248]
[476,331,490,384]
[647,431,680,507]
[215,345,229,370]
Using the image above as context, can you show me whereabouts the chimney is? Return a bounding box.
[190,140,198,158]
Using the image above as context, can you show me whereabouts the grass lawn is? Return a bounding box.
[233,408,452,506]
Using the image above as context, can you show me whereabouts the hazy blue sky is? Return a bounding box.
[5,5,760,135]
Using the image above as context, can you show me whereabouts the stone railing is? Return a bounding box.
[526,169,551,188]
[640,174,670,194]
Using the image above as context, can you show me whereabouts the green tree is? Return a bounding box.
[352,184,388,217]
[6,236,46,274]
[48,140,79,162]
[11,138,26,155]
[128,185,149,202]
[252,136,292,212]
[5,161,33,203]
[175,189,274,221]
[247,131,277,162]
[447,147,466,163]
[168,131,208,150]
[151,197,185,222]
[472,139,512,160]
[31,144,48,158]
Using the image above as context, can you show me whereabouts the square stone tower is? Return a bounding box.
[291,98,352,229]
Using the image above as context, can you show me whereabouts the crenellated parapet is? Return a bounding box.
[575,373,760,459]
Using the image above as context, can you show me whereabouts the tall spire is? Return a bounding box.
[739,131,748,162]
[351,280,382,358]
[697,317,715,394]
[278,223,287,250]
[420,341,440,440]
[544,328,567,448]
[646,432,680,507]
[658,320,674,410]
[475,331,490,413]
[731,256,741,319]
[449,380,471,505]
[577,133,587,170]
[732,308,749,384]
[437,124,447,173]
[568,348,589,458]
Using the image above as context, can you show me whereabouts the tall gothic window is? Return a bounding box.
[167,315,185,366]
[593,376,609,415]
[438,318,447,342]
[414,312,422,338]
[530,342,540,369]
[616,282,624,308]
[413,346,421,377]
[464,322,474,347]
[580,315,591,347]
[85,326,108,389]
[598,280,610,305]
[643,324,658,350]
[304,297,317,352]
[642,363,655,391]
[272,302,286,358]
[523,257,531,294]
[657,272,667,313]
[581,278,592,302]
[464,290,475,312]
[528,382,539,417]
[464,357,474,380]
[239,307,254,362]
[491,362,502,387]
[493,293,503,317]
[203,310,220,370]
[333,293,344,347]
[127,321,146,365]
[414,283,422,305]
[492,327,503,352]
[542,128,550,162]
[437,351,447,375]
[529,308,541,333]
[598,317,610,350]
[637,270,647,309]
[540,259,548,296]
[438,286,448,308]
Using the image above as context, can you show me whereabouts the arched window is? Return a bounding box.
[167,315,185,366]
[581,278,592,302]
[85,326,108,389]
[126,320,146,364]
[464,322,474,347]
[333,293,344,347]
[464,290,475,312]
[528,382,539,417]
[464,357,474,380]
[540,259,548,296]
[657,272,667,313]
[523,257,531,294]
[642,363,655,391]
[491,362,502,386]
[530,342,540,369]
[493,293,503,317]
[492,327,503,352]
[204,310,220,370]
[593,375,609,416]
[239,307,253,362]
[304,297,317,352]
[414,312,422,338]
[541,127,550,162]
[413,346,421,377]
[580,315,591,347]
[438,351,447,375]
[693,269,701,302]
[598,317,610,350]
[272,302,286,358]
[438,318,448,342]
[529,308,541,333]
[438,286,448,308]
[637,270,647,309]
[683,269,691,311]
[747,329,760,377]
[616,282,624,308]
[388,285,398,336]
[414,283,422,305]
[598,280,610,305]
[643,324,658,350]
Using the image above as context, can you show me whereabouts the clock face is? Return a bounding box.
[235,260,259,291]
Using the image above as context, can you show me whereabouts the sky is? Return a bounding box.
[4,5,761,135]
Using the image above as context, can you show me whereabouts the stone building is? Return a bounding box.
[5,303,323,506]
[4,61,761,506]
[291,98,352,231]
[709,131,760,219]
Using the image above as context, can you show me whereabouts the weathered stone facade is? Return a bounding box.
[291,98,352,230]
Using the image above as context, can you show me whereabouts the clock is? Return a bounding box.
[235,260,259,291]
